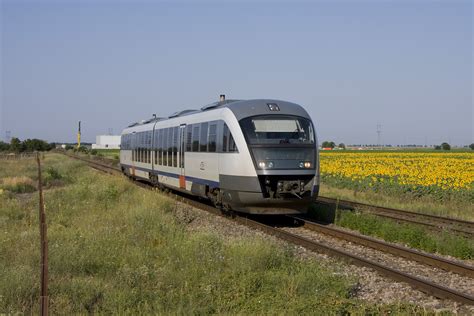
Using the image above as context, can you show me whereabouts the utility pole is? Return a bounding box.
[77,121,81,149]
[376,124,382,149]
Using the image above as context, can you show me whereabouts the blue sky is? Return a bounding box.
[1,0,472,145]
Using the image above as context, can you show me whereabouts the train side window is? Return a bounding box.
[222,123,229,152]
[200,122,208,152]
[208,123,217,152]
[229,133,237,152]
[163,128,168,166]
[192,125,200,152]
[186,124,192,152]
[158,129,163,165]
[173,126,178,167]
[167,127,173,167]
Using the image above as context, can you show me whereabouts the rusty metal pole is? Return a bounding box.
[36,152,48,316]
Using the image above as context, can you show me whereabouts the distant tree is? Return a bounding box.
[22,138,52,152]
[321,141,336,149]
[65,144,74,150]
[441,142,451,150]
[0,141,10,151]
[470,143,474,150]
[338,143,346,149]
[434,145,442,150]
[10,137,24,152]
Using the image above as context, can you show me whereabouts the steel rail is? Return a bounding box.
[64,153,474,305]
[317,196,474,237]
[64,153,121,173]
[289,215,474,278]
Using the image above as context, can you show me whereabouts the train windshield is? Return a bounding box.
[240,115,315,145]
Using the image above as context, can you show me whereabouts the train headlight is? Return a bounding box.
[258,161,266,169]
[299,161,304,168]
[304,162,311,168]
[267,161,274,168]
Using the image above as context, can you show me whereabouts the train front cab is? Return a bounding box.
[220,112,319,214]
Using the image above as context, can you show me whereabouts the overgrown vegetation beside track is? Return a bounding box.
[0,154,433,314]
[335,211,474,260]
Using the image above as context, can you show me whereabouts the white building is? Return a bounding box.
[92,135,121,149]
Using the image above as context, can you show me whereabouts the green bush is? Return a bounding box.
[46,167,62,180]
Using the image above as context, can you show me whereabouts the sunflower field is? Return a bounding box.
[319,151,474,201]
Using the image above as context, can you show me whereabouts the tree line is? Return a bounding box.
[0,138,55,152]
[321,141,474,150]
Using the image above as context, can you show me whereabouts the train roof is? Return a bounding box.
[126,99,311,128]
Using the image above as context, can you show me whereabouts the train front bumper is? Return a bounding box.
[222,185,319,214]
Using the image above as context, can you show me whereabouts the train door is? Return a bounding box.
[179,124,186,189]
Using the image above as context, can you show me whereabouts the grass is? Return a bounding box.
[0,154,446,314]
[93,149,120,160]
[0,176,36,193]
[334,210,474,260]
[320,184,474,221]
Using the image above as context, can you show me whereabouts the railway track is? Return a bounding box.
[317,196,474,237]
[288,215,474,278]
[64,152,474,305]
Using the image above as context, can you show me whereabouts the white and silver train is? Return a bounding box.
[120,96,320,214]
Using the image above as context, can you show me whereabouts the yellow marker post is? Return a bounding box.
[77,121,81,149]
